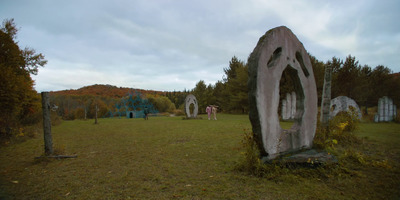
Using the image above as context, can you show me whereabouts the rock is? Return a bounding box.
[248,26,318,161]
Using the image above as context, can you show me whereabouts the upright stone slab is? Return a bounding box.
[291,91,296,119]
[282,92,296,120]
[375,96,397,122]
[248,26,318,160]
[282,100,287,120]
[383,97,389,121]
[378,98,385,122]
[184,94,198,118]
[329,96,362,120]
[320,65,332,127]
[286,93,292,120]
[388,98,394,121]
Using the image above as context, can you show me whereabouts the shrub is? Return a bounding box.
[234,130,261,174]
[314,109,362,151]
[173,109,185,116]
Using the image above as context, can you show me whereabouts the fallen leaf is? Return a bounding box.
[11,180,18,184]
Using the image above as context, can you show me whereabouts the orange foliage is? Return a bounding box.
[50,84,166,98]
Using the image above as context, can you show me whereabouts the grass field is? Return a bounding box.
[0,114,399,199]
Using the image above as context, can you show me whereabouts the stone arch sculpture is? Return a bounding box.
[184,94,198,118]
[329,96,362,120]
[248,26,318,160]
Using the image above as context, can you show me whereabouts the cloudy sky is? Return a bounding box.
[1,0,399,92]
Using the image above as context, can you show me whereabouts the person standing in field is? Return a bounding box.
[206,105,212,120]
[144,106,149,120]
[212,105,218,120]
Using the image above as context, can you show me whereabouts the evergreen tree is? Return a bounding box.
[192,80,207,113]
[223,57,248,113]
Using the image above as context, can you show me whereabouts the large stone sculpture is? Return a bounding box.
[184,94,198,118]
[375,96,397,122]
[329,96,362,120]
[248,26,318,160]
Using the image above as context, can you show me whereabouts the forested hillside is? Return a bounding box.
[48,84,186,120]
[52,84,166,98]
[2,18,400,138]
[49,54,400,121]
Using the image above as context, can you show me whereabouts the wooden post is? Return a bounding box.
[95,104,98,124]
[41,92,54,155]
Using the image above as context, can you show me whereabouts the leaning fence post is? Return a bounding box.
[41,92,54,155]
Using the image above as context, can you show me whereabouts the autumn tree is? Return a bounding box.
[0,19,47,136]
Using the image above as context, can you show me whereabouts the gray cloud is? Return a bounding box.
[1,0,399,92]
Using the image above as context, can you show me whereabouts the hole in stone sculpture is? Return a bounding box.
[129,112,133,118]
[267,47,282,68]
[279,65,305,130]
[295,51,310,77]
[331,104,336,112]
[189,103,195,117]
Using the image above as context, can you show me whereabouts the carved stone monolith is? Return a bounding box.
[248,26,318,160]
[286,93,292,120]
[375,96,397,122]
[320,65,332,127]
[184,94,198,118]
[291,91,296,119]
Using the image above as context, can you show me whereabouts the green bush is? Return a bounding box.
[234,130,261,173]
[314,109,362,151]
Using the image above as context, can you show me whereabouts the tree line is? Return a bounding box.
[1,18,399,138]
[179,55,399,116]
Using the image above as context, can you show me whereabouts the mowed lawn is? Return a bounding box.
[0,114,399,199]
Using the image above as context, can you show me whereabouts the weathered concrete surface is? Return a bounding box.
[375,96,397,122]
[320,65,332,127]
[286,93,292,120]
[184,94,198,118]
[291,91,296,120]
[329,96,362,120]
[282,100,287,120]
[282,92,296,120]
[248,26,318,160]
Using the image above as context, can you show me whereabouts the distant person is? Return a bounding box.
[144,106,149,120]
[212,105,218,120]
[206,106,212,120]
